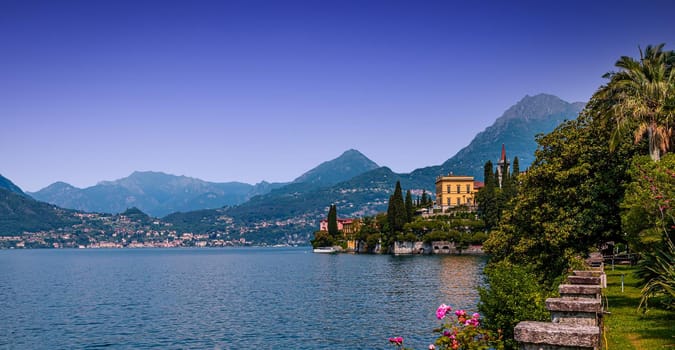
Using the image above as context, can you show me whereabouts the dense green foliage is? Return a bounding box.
[478,261,551,349]
[478,44,674,346]
[387,181,407,235]
[311,230,335,248]
[483,96,644,282]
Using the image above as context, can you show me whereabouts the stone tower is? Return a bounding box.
[497,144,510,188]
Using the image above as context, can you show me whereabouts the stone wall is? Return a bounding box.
[392,241,484,255]
[514,261,606,350]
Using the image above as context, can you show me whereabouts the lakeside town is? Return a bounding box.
[2,145,522,253]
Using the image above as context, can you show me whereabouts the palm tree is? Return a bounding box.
[602,44,675,161]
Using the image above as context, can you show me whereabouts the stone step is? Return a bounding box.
[573,270,603,277]
[546,297,602,313]
[559,284,602,299]
[568,275,601,285]
[514,321,600,348]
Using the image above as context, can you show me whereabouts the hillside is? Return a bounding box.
[29,171,286,217]
[292,149,379,186]
[0,188,80,235]
[164,94,585,244]
[408,94,585,182]
[0,174,26,196]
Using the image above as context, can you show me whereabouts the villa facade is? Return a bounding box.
[435,174,481,210]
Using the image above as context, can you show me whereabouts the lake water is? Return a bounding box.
[0,247,486,349]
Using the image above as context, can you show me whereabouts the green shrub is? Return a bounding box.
[478,261,552,349]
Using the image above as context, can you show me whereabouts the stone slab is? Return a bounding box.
[568,276,601,285]
[573,270,603,277]
[515,321,600,348]
[546,298,602,313]
[559,284,602,298]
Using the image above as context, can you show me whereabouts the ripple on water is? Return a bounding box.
[0,248,487,349]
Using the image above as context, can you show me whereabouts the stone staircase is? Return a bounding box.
[514,259,606,350]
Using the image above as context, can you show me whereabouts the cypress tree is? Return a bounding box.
[327,204,338,237]
[405,189,414,223]
[512,157,520,177]
[387,181,406,233]
[478,160,500,231]
[421,190,428,207]
[484,160,494,188]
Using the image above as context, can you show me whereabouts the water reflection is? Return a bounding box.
[0,248,487,350]
[438,255,487,311]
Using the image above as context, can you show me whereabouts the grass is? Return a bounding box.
[603,265,674,349]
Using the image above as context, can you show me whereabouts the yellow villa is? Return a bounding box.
[435,174,481,210]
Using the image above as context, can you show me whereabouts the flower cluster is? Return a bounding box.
[436,304,452,320]
[389,337,404,346]
[390,304,502,350]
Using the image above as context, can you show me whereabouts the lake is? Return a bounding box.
[0,247,486,349]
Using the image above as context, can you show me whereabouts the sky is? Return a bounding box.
[2,0,674,192]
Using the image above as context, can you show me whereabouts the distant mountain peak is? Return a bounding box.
[437,93,585,180]
[293,149,380,186]
[0,174,25,196]
[499,93,578,123]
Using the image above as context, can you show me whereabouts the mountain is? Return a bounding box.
[293,149,379,186]
[29,171,286,217]
[164,93,585,245]
[0,174,26,196]
[0,188,79,235]
[408,94,585,182]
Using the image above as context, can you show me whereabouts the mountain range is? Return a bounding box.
[164,94,585,243]
[29,172,287,217]
[3,93,585,244]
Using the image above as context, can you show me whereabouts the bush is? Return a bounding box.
[396,232,419,242]
[423,230,450,243]
[478,261,552,349]
[470,232,488,245]
[311,230,335,248]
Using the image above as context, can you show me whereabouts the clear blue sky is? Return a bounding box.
[2,0,674,191]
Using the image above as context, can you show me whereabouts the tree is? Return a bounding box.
[483,95,644,282]
[327,204,338,237]
[477,160,500,231]
[420,189,431,208]
[405,190,414,223]
[512,157,520,177]
[602,44,675,161]
[387,181,407,234]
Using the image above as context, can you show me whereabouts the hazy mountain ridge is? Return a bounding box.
[6,93,586,245]
[407,94,585,182]
[163,94,585,244]
[292,149,379,186]
[0,174,26,196]
[0,188,80,235]
[29,171,287,217]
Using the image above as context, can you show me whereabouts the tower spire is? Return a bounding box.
[497,144,510,188]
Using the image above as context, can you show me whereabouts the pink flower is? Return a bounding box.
[428,345,436,350]
[436,304,452,319]
[472,312,480,319]
[455,309,466,317]
[465,318,480,327]
[388,336,403,345]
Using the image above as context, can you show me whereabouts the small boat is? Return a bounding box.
[313,246,338,254]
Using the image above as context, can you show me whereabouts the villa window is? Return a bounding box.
[447,185,451,193]
[466,184,471,193]
[447,198,452,206]
[456,185,461,193]
[456,198,460,206]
